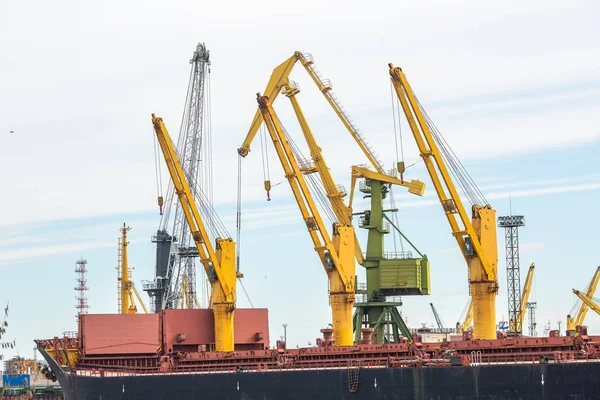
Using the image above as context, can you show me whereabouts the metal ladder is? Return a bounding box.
[301,53,384,173]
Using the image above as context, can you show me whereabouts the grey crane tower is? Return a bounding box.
[142,42,212,311]
[498,215,526,336]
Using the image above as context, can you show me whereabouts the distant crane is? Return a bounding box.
[117,224,147,314]
[572,290,600,319]
[567,266,600,334]
[430,303,446,329]
[509,263,535,336]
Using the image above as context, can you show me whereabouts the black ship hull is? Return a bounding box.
[41,351,600,400]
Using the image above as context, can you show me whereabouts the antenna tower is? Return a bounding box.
[498,215,525,336]
[75,258,89,323]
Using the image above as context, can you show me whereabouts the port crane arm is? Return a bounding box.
[348,165,425,212]
[152,114,237,352]
[575,267,600,326]
[573,289,600,318]
[281,81,363,264]
[517,264,535,324]
[239,52,384,174]
[389,63,498,340]
[430,303,446,329]
[388,64,494,278]
[256,94,355,346]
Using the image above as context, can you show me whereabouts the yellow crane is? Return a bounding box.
[238,52,383,174]
[117,224,147,314]
[256,94,356,346]
[389,64,499,340]
[457,300,474,333]
[567,266,600,333]
[457,263,535,335]
[240,52,428,344]
[152,114,238,352]
[511,263,535,335]
[238,52,386,266]
[572,289,600,320]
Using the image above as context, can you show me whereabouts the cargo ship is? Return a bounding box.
[36,310,600,399]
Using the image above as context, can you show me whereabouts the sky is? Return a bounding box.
[1,0,599,360]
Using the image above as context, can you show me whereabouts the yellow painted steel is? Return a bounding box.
[257,94,355,346]
[575,266,600,326]
[152,114,236,352]
[510,263,535,333]
[568,266,600,331]
[573,289,600,319]
[458,300,474,332]
[45,347,79,368]
[282,82,364,265]
[389,64,498,339]
[238,51,383,174]
[118,225,147,314]
[119,225,135,314]
[349,166,425,209]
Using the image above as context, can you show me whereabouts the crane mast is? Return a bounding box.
[256,94,356,346]
[117,224,147,315]
[143,42,211,311]
[389,63,499,340]
[151,114,237,352]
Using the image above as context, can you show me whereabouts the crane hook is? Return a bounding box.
[264,180,272,202]
[158,196,164,215]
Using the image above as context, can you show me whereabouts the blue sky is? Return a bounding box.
[1,0,599,360]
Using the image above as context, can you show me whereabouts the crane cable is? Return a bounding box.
[234,139,254,308]
[153,132,164,216]
[236,155,242,272]
[205,64,215,234]
[259,123,272,200]
[388,81,406,256]
[414,96,487,207]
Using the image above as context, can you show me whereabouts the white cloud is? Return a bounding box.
[0,241,115,264]
[520,242,546,254]
[0,0,598,227]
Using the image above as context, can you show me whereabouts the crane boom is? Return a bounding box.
[518,264,535,329]
[430,303,446,329]
[152,114,237,352]
[457,300,473,332]
[575,266,600,326]
[256,94,356,346]
[573,289,600,319]
[238,51,384,174]
[389,64,499,340]
[568,266,600,331]
[508,263,535,334]
[282,81,363,265]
